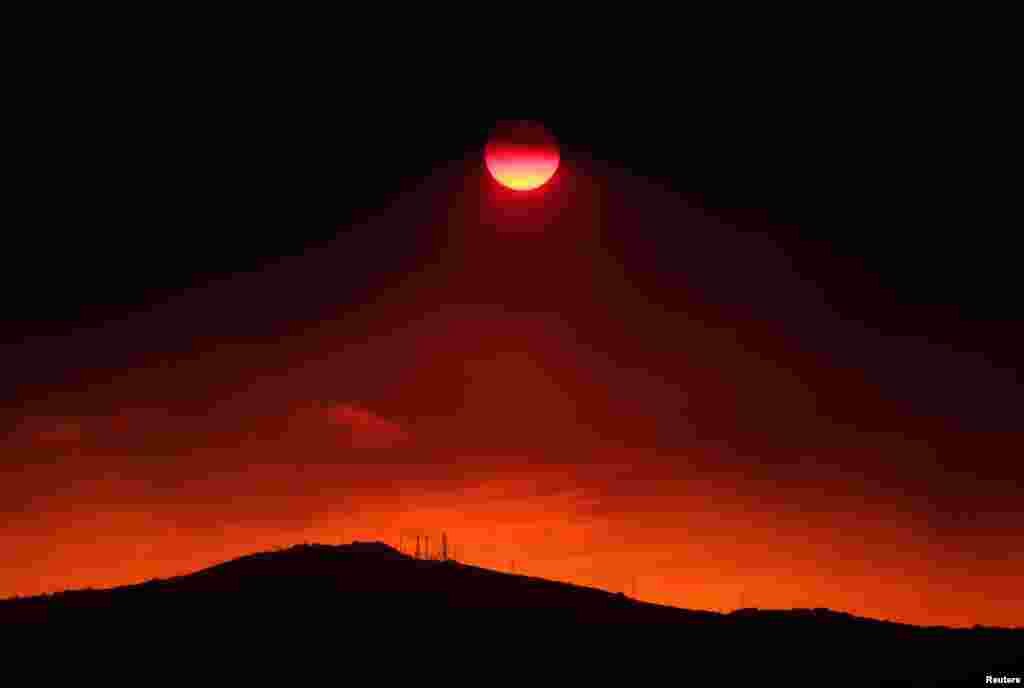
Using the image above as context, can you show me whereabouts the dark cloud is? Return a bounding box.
[324,402,409,449]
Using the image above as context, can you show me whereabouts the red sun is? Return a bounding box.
[485,121,560,191]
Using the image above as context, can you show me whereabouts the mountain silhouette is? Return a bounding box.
[2,541,1020,682]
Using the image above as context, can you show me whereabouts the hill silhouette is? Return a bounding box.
[1,541,1020,682]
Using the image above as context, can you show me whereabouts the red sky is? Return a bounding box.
[2,154,1020,628]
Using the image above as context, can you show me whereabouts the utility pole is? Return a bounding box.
[426,536,430,561]
[416,535,421,560]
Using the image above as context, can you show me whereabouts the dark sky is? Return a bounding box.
[2,54,1020,626]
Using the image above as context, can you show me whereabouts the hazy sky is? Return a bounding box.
[3,153,1020,627]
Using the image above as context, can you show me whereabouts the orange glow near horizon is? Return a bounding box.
[4,444,1022,628]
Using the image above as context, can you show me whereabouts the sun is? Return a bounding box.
[485,121,560,191]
